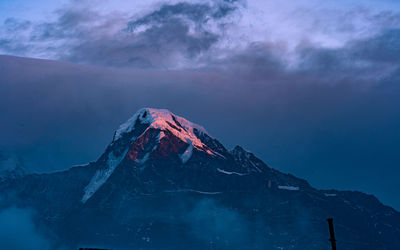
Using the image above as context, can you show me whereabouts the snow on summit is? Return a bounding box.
[115,108,213,154]
[116,108,208,138]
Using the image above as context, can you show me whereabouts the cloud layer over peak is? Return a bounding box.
[1,0,399,72]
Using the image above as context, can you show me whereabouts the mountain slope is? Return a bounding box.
[0,108,399,250]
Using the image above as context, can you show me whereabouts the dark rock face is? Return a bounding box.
[0,108,399,250]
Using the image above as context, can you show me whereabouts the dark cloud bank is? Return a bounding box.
[0,0,242,68]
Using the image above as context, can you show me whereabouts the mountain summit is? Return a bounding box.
[82,108,259,203]
[113,108,221,162]
[1,108,399,250]
[115,108,209,144]
[82,108,223,203]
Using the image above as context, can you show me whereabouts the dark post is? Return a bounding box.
[327,218,337,250]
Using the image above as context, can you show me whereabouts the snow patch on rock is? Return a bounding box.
[278,185,299,191]
[164,189,222,195]
[136,152,150,164]
[82,150,127,203]
[180,142,194,164]
[217,168,248,176]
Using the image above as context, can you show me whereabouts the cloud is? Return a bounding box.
[0,207,52,250]
[3,18,31,32]
[1,0,399,71]
[295,28,400,77]
[126,2,236,30]
[67,0,239,68]
[0,0,241,68]
[67,16,219,68]
[184,199,250,247]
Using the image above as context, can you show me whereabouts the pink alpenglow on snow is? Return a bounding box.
[115,108,216,156]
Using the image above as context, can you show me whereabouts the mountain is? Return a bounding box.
[0,108,399,250]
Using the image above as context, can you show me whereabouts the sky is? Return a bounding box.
[0,0,400,211]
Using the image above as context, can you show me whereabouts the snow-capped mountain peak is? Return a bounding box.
[82,108,219,203]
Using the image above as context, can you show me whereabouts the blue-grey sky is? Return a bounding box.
[0,0,400,210]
